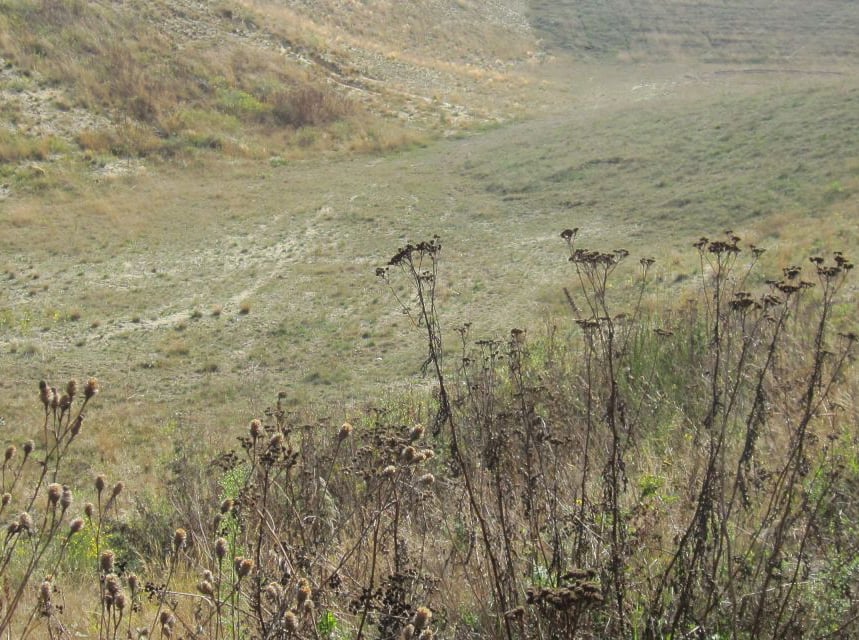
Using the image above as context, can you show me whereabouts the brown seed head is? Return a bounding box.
[22,440,34,456]
[95,475,106,494]
[69,517,85,534]
[421,449,435,460]
[115,591,127,611]
[284,611,298,633]
[111,481,124,498]
[197,580,214,597]
[70,414,83,437]
[173,528,187,552]
[7,522,19,535]
[219,499,233,514]
[249,419,263,439]
[40,579,53,603]
[84,377,99,399]
[50,387,59,409]
[264,582,283,601]
[268,432,284,450]
[105,574,121,595]
[401,624,415,640]
[417,473,435,486]
[159,611,175,627]
[418,630,434,640]
[18,512,33,532]
[296,582,311,606]
[59,394,71,411]
[400,446,417,463]
[338,422,353,441]
[127,573,139,594]
[66,379,78,399]
[4,445,16,462]
[84,502,94,519]
[412,606,432,630]
[409,424,424,441]
[39,381,51,409]
[237,557,254,578]
[215,537,228,561]
[1,493,9,507]
[100,550,115,573]
[382,465,397,478]
[60,485,72,510]
[47,483,62,505]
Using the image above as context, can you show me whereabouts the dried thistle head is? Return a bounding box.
[39,381,51,409]
[111,481,124,498]
[173,528,187,552]
[234,556,254,578]
[69,518,85,534]
[249,419,263,440]
[100,550,115,574]
[296,579,311,606]
[220,499,234,514]
[66,379,78,399]
[417,473,435,486]
[39,579,52,604]
[4,445,16,462]
[197,580,214,597]
[1,493,10,507]
[215,537,228,561]
[84,502,95,519]
[127,573,139,595]
[284,611,298,633]
[17,512,33,533]
[22,440,34,457]
[412,606,432,630]
[84,377,99,399]
[47,483,62,506]
[382,465,397,479]
[338,421,353,441]
[60,485,72,510]
[401,624,415,640]
[409,424,424,442]
[95,475,106,494]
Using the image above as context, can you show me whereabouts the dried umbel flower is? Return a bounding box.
[100,550,115,573]
[284,611,298,633]
[409,424,424,442]
[47,483,62,506]
[215,537,228,561]
[84,377,99,399]
[22,440,34,457]
[173,528,187,552]
[4,445,16,462]
[412,606,432,630]
[69,517,85,534]
[95,475,106,494]
[249,419,263,440]
[338,422,353,441]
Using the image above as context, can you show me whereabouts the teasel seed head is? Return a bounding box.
[173,528,187,552]
[4,445,16,462]
[60,485,72,510]
[84,377,99,399]
[69,517,85,534]
[412,606,432,630]
[100,550,115,573]
[22,440,34,457]
[409,424,424,441]
[95,474,106,494]
[18,511,33,533]
[47,483,62,505]
[284,611,298,633]
[66,379,78,399]
[249,419,263,440]
[338,422,353,441]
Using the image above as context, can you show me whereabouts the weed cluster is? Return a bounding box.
[2,230,856,638]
